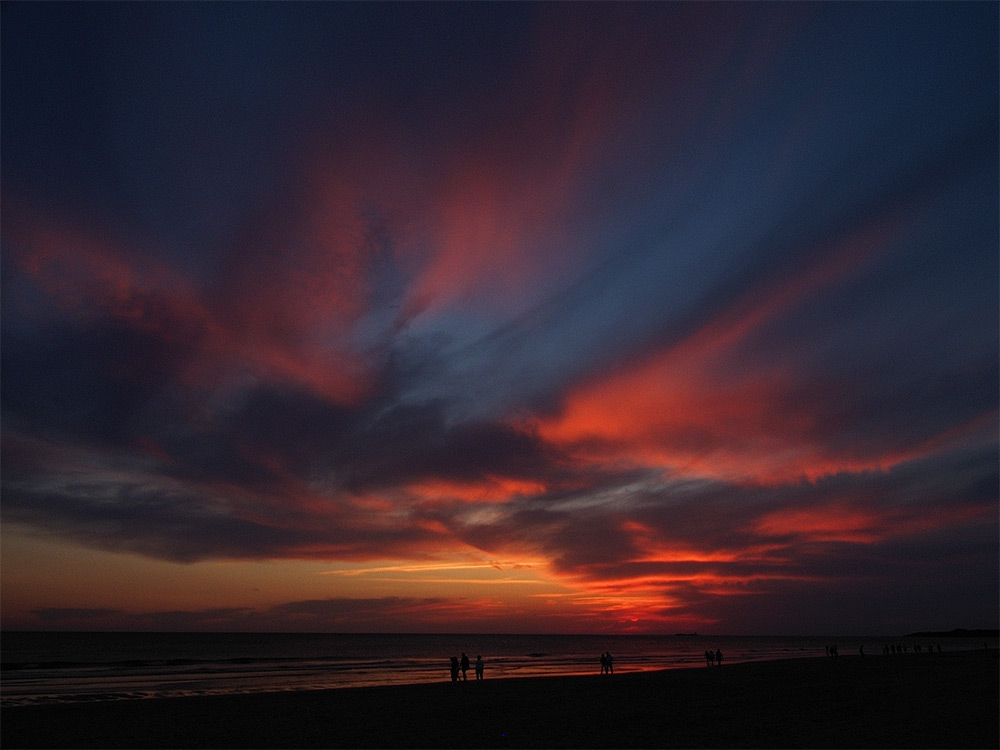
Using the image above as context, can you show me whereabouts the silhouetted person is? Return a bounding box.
[475,655,484,680]
[705,650,714,666]
[715,648,722,665]
[600,652,607,674]
[461,652,470,681]
[606,652,613,674]
[450,656,459,682]
[859,645,865,658]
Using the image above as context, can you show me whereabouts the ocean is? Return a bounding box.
[2,631,995,707]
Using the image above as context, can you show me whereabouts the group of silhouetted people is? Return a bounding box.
[450,652,484,682]
[599,651,614,674]
[704,649,723,666]
[882,643,942,655]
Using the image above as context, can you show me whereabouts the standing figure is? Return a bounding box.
[606,652,613,675]
[460,652,470,681]
[715,648,722,665]
[450,656,459,682]
[475,655,484,680]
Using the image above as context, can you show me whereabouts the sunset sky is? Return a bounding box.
[2,2,997,636]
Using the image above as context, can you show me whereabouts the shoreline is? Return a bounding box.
[2,650,997,748]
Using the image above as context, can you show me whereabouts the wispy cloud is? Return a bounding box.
[2,1,996,634]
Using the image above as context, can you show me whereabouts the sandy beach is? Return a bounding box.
[2,650,997,749]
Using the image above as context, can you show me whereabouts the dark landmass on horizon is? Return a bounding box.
[904,628,999,638]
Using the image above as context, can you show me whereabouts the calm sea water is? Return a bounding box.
[2,631,995,706]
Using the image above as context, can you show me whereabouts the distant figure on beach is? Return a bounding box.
[715,649,722,665]
[859,645,865,658]
[600,652,607,674]
[461,652,470,681]
[606,652,613,674]
[475,655,484,680]
[450,656,459,682]
[705,650,714,666]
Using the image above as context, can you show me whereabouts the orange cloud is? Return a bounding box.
[530,215,910,484]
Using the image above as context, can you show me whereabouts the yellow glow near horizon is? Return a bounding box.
[1,525,572,630]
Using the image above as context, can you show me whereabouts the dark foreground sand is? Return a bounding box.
[3,650,997,749]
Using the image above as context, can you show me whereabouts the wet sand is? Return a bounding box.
[3,650,997,748]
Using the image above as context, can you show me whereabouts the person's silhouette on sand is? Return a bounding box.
[461,652,470,681]
[475,655,484,680]
[715,649,722,665]
[606,652,613,674]
[600,652,607,674]
[450,656,459,682]
[705,650,714,666]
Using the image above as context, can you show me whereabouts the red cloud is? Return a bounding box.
[529,214,914,484]
[405,477,549,505]
[754,500,993,545]
[4,203,372,405]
